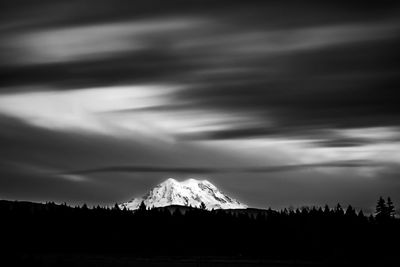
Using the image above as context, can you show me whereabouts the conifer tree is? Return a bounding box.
[357,210,365,219]
[386,197,395,218]
[335,203,344,216]
[375,196,387,218]
[345,205,356,217]
[139,201,147,211]
[323,204,330,215]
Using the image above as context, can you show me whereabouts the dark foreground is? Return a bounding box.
[1,200,399,266]
[3,254,399,267]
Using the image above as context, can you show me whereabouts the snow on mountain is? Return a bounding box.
[120,178,247,210]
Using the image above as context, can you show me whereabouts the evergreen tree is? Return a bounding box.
[139,201,147,211]
[199,202,206,210]
[335,203,344,216]
[368,214,375,222]
[323,204,330,215]
[345,205,356,217]
[386,197,395,218]
[375,196,387,218]
[357,210,365,219]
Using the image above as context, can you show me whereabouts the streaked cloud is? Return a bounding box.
[63,159,387,176]
[7,18,205,65]
[0,85,179,140]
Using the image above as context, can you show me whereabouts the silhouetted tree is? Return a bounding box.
[323,204,330,215]
[375,196,387,219]
[138,201,147,211]
[387,197,395,218]
[357,210,365,218]
[199,202,206,210]
[335,203,344,216]
[345,205,356,217]
[368,214,375,222]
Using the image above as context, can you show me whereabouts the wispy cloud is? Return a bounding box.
[7,18,205,65]
[0,85,180,141]
[63,159,385,175]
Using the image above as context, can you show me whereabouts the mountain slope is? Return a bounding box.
[120,178,247,210]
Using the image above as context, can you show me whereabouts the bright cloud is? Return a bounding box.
[1,85,399,176]
[0,85,179,139]
[0,85,260,144]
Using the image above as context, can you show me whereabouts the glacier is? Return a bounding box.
[120,178,247,210]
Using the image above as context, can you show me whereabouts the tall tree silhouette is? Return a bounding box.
[375,196,387,219]
[386,197,395,218]
[335,203,344,216]
[138,201,147,211]
[345,205,356,218]
[113,203,121,211]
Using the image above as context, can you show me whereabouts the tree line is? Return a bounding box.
[0,197,398,264]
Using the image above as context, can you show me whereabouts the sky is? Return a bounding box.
[1,0,400,212]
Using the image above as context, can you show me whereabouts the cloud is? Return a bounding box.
[63,159,387,176]
[63,166,222,175]
[0,47,194,89]
[242,160,383,173]
[313,127,400,147]
[0,85,180,140]
[7,18,205,65]
[1,3,399,145]
[0,84,266,144]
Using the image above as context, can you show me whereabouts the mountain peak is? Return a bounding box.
[120,178,247,210]
[163,178,178,184]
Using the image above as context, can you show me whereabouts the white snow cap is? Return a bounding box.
[120,178,247,210]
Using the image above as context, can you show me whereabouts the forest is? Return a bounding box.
[0,197,398,266]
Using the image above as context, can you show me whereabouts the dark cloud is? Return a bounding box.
[64,159,380,176]
[314,137,374,148]
[242,160,382,173]
[0,48,195,90]
[179,127,277,140]
[0,114,230,171]
[175,37,400,136]
[64,166,222,175]
[1,1,399,90]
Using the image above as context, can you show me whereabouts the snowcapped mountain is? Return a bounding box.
[120,178,247,210]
